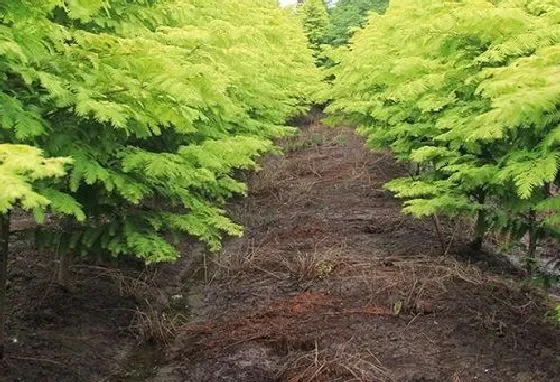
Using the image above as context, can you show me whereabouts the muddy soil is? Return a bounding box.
[0,226,197,382]
[1,119,560,382]
[149,121,560,381]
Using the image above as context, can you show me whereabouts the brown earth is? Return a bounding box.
[148,121,560,381]
[0,223,195,381]
[1,118,560,381]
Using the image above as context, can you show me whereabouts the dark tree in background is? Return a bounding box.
[326,0,388,46]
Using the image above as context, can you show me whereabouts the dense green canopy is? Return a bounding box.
[1,0,319,262]
[327,0,560,255]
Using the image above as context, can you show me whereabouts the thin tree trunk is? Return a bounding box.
[56,219,73,290]
[432,214,446,254]
[471,192,486,250]
[526,211,538,277]
[0,212,10,359]
[57,252,70,289]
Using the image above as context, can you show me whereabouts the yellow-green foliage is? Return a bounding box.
[327,0,560,249]
[0,144,71,215]
[1,0,319,263]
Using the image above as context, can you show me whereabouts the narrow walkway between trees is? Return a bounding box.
[149,120,560,381]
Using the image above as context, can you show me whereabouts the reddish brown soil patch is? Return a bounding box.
[152,121,560,382]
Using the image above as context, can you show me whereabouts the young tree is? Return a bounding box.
[3,0,319,265]
[300,0,331,62]
[325,0,388,46]
[327,0,560,263]
[0,0,319,357]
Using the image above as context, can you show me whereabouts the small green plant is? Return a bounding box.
[283,134,329,153]
[530,274,560,290]
[315,260,334,279]
[330,134,349,147]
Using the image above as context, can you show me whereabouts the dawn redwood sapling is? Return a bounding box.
[327,0,560,264]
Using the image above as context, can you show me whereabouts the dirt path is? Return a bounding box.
[149,121,560,381]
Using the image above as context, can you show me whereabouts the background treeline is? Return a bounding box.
[299,0,388,63]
